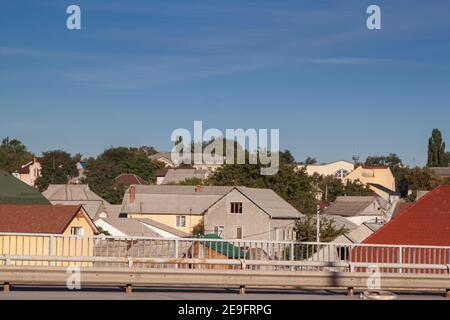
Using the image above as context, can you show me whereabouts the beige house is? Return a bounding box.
[0,204,98,265]
[298,160,355,180]
[344,165,396,199]
[13,157,42,187]
[120,185,302,240]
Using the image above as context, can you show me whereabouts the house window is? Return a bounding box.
[71,227,84,236]
[214,226,224,236]
[176,216,186,228]
[236,227,242,239]
[230,202,243,214]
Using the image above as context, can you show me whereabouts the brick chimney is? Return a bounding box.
[195,185,202,193]
[129,186,136,204]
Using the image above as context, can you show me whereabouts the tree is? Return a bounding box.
[174,177,204,186]
[192,218,205,235]
[427,129,448,167]
[315,175,374,202]
[84,147,159,204]
[279,150,296,164]
[301,156,317,165]
[396,166,444,200]
[365,153,403,182]
[0,137,33,173]
[36,150,78,191]
[295,215,347,243]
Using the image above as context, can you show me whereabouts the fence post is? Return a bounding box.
[49,236,54,266]
[175,239,179,269]
[290,243,295,271]
[398,246,403,274]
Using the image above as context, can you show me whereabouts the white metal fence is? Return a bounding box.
[1,232,450,273]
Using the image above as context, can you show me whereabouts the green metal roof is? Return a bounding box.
[192,234,246,259]
[0,170,50,205]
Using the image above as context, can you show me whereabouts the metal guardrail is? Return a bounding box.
[1,232,450,273]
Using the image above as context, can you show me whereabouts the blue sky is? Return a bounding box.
[1,0,450,165]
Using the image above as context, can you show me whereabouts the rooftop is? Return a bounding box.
[0,170,49,205]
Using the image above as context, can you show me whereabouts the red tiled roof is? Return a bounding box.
[363,185,450,246]
[0,204,84,234]
[114,174,148,186]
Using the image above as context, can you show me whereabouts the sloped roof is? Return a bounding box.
[324,196,379,217]
[363,185,450,246]
[0,204,97,234]
[391,202,414,220]
[114,174,148,186]
[121,185,302,219]
[99,218,160,237]
[322,214,358,231]
[43,184,109,204]
[162,169,208,184]
[193,234,246,258]
[429,167,450,178]
[0,170,49,205]
[138,218,190,237]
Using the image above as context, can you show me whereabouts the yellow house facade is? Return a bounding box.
[344,165,396,199]
[0,204,98,266]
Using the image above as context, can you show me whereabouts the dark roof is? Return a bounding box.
[0,204,90,234]
[368,183,399,196]
[0,170,50,205]
[363,185,450,246]
[391,202,414,220]
[114,174,148,186]
[192,234,246,258]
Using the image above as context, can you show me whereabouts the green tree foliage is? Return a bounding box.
[427,128,449,167]
[174,177,205,186]
[397,167,446,200]
[0,137,33,173]
[365,153,404,181]
[84,147,159,204]
[295,215,347,243]
[315,174,374,202]
[36,150,78,191]
[191,218,205,235]
[300,156,317,165]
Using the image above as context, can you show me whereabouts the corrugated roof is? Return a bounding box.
[0,204,87,233]
[324,196,380,217]
[0,170,49,205]
[363,185,450,246]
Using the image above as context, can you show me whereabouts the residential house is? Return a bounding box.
[323,196,386,226]
[42,184,117,220]
[158,168,209,185]
[0,204,98,265]
[150,152,223,174]
[0,170,50,205]
[362,185,450,246]
[351,185,450,267]
[344,165,396,199]
[12,157,42,187]
[114,173,148,186]
[298,160,355,180]
[120,185,302,240]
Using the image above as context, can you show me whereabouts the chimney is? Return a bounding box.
[195,185,202,193]
[129,186,136,204]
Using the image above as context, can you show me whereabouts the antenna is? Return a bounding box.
[352,155,360,165]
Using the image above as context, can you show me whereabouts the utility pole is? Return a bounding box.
[316,204,320,243]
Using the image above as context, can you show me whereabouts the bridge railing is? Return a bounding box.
[1,232,450,273]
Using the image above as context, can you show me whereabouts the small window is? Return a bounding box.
[214,226,224,236]
[230,202,243,214]
[176,215,186,228]
[71,227,84,236]
[236,227,242,239]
